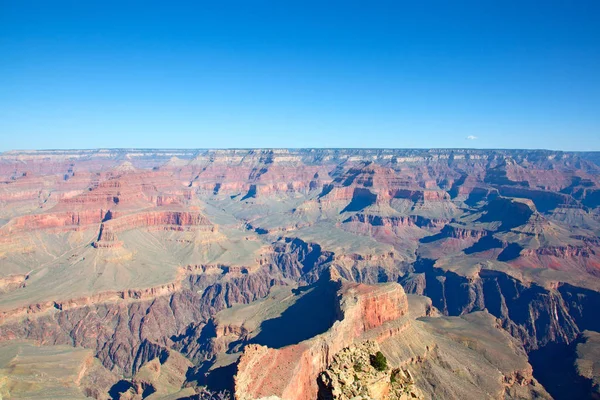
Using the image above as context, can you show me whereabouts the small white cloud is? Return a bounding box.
[466,135,478,140]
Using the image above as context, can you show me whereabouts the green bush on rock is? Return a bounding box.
[370,351,387,371]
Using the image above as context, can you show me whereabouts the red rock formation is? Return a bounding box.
[92,210,215,247]
[444,226,488,240]
[523,245,593,258]
[235,274,409,400]
[1,209,108,234]
[103,210,211,232]
[345,213,448,229]
[391,188,450,202]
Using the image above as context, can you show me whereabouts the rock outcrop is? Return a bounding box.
[318,340,423,400]
[234,271,410,400]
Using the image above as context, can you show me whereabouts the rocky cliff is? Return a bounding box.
[317,340,423,400]
[234,272,412,400]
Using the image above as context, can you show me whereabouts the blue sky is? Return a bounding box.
[1,1,599,151]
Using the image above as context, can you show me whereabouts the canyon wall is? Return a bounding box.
[235,272,410,400]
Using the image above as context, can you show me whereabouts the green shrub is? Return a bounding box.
[370,351,387,371]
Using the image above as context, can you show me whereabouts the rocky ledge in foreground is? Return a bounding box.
[318,340,423,400]
[233,269,549,400]
[234,268,410,400]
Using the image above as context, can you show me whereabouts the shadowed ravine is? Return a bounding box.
[529,342,598,400]
[403,258,600,399]
[250,280,341,349]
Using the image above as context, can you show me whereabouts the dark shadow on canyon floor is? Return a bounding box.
[529,341,598,400]
[249,281,340,349]
[186,359,236,396]
[108,380,134,399]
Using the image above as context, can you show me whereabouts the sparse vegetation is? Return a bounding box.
[353,361,363,372]
[370,351,387,371]
[197,387,232,400]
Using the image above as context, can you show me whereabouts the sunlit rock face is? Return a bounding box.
[0,148,599,399]
[235,273,410,400]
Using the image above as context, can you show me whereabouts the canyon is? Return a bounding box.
[0,148,599,399]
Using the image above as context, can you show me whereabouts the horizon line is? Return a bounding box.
[2,147,599,153]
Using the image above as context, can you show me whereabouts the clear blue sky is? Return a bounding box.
[1,1,599,151]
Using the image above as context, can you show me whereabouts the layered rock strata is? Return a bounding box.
[234,271,409,400]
